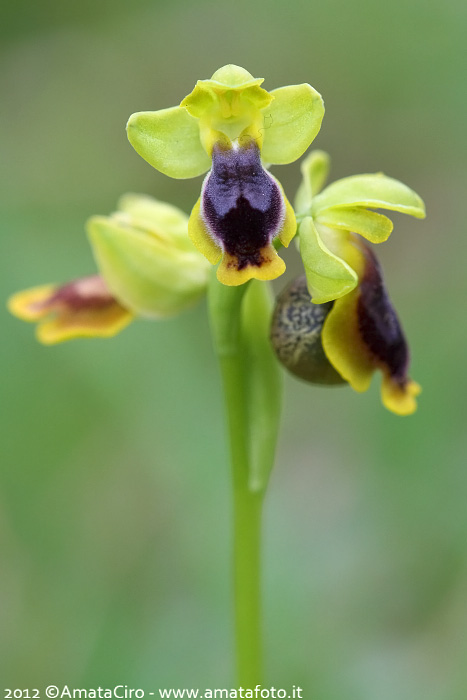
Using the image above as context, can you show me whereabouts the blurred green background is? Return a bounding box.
[1,0,466,697]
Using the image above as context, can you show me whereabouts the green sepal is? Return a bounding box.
[117,193,191,248]
[261,84,325,165]
[315,206,394,243]
[208,64,264,90]
[312,173,426,218]
[298,217,358,304]
[240,281,282,493]
[295,150,330,214]
[126,106,211,179]
[87,215,209,318]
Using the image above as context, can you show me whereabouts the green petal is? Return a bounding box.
[261,84,325,165]
[316,206,394,243]
[126,106,211,179]
[182,79,270,117]
[295,150,330,214]
[180,85,216,119]
[117,193,191,247]
[298,217,357,304]
[312,173,426,218]
[87,216,209,318]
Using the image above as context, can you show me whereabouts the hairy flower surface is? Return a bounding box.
[272,150,426,414]
[271,237,421,416]
[8,194,209,343]
[127,65,324,285]
[322,237,421,415]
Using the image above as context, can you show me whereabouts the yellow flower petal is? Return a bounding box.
[8,285,56,321]
[188,197,222,265]
[37,303,132,345]
[8,277,133,345]
[217,246,285,286]
[276,179,297,247]
[381,376,421,416]
[322,240,421,415]
[322,287,374,392]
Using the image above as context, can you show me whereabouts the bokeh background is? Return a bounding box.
[1,0,466,697]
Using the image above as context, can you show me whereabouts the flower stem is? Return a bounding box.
[208,275,282,687]
[220,353,264,686]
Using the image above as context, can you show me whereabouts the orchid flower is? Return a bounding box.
[127,64,324,285]
[270,151,425,415]
[8,194,209,343]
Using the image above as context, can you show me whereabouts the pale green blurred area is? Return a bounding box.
[1,0,467,697]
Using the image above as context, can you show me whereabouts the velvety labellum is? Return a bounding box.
[201,140,284,271]
[357,245,410,386]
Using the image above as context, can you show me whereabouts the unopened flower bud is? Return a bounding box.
[270,275,346,385]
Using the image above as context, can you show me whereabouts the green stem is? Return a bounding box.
[208,274,282,687]
[220,354,264,687]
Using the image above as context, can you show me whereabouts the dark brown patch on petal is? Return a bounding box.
[202,140,283,270]
[224,247,269,272]
[49,275,118,312]
[357,246,410,384]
